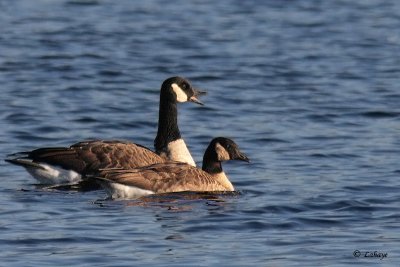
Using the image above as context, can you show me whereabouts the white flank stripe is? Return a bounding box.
[104,182,155,199]
[25,163,82,184]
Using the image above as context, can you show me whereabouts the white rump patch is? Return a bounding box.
[215,143,230,161]
[171,83,188,103]
[25,162,82,185]
[167,139,196,167]
[103,182,155,199]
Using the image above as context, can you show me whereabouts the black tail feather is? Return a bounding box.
[4,157,46,170]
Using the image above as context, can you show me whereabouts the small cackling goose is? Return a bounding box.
[93,137,249,199]
[5,76,204,185]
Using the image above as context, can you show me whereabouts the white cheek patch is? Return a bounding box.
[171,83,188,103]
[215,143,230,161]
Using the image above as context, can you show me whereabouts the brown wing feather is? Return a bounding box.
[100,163,228,193]
[28,140,165,175]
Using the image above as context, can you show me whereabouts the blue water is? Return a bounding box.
[1,0,400,266]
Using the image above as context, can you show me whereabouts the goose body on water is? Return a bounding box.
[5,77,204,185]
[93,137,249,199]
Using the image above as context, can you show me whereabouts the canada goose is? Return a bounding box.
[93,137,249,199]
[5,76,204,185]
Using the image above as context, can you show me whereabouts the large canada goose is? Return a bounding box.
[5,76,204,185]
[93,137,249,199]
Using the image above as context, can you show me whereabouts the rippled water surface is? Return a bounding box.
[1,0,400,266]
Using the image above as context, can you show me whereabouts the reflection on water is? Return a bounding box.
[93,191,240,210]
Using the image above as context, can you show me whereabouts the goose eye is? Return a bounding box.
[181,83,187,90]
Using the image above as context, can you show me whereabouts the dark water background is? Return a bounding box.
[1,0,399,266]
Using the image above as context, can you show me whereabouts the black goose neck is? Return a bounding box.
[202,146,223,174]
[154,90,181,153]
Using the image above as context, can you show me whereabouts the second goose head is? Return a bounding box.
[202,137,249,174]
[155,76,205,166]
[200,137,249,192]
[215,137,249,162]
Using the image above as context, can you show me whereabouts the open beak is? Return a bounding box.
[236,152,250,163]
[189,88,206,106]
[189,96,204,106]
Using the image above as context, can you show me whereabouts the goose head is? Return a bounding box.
[161,76,205,105]
[212,137,249,163]
[202,137,249,174]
